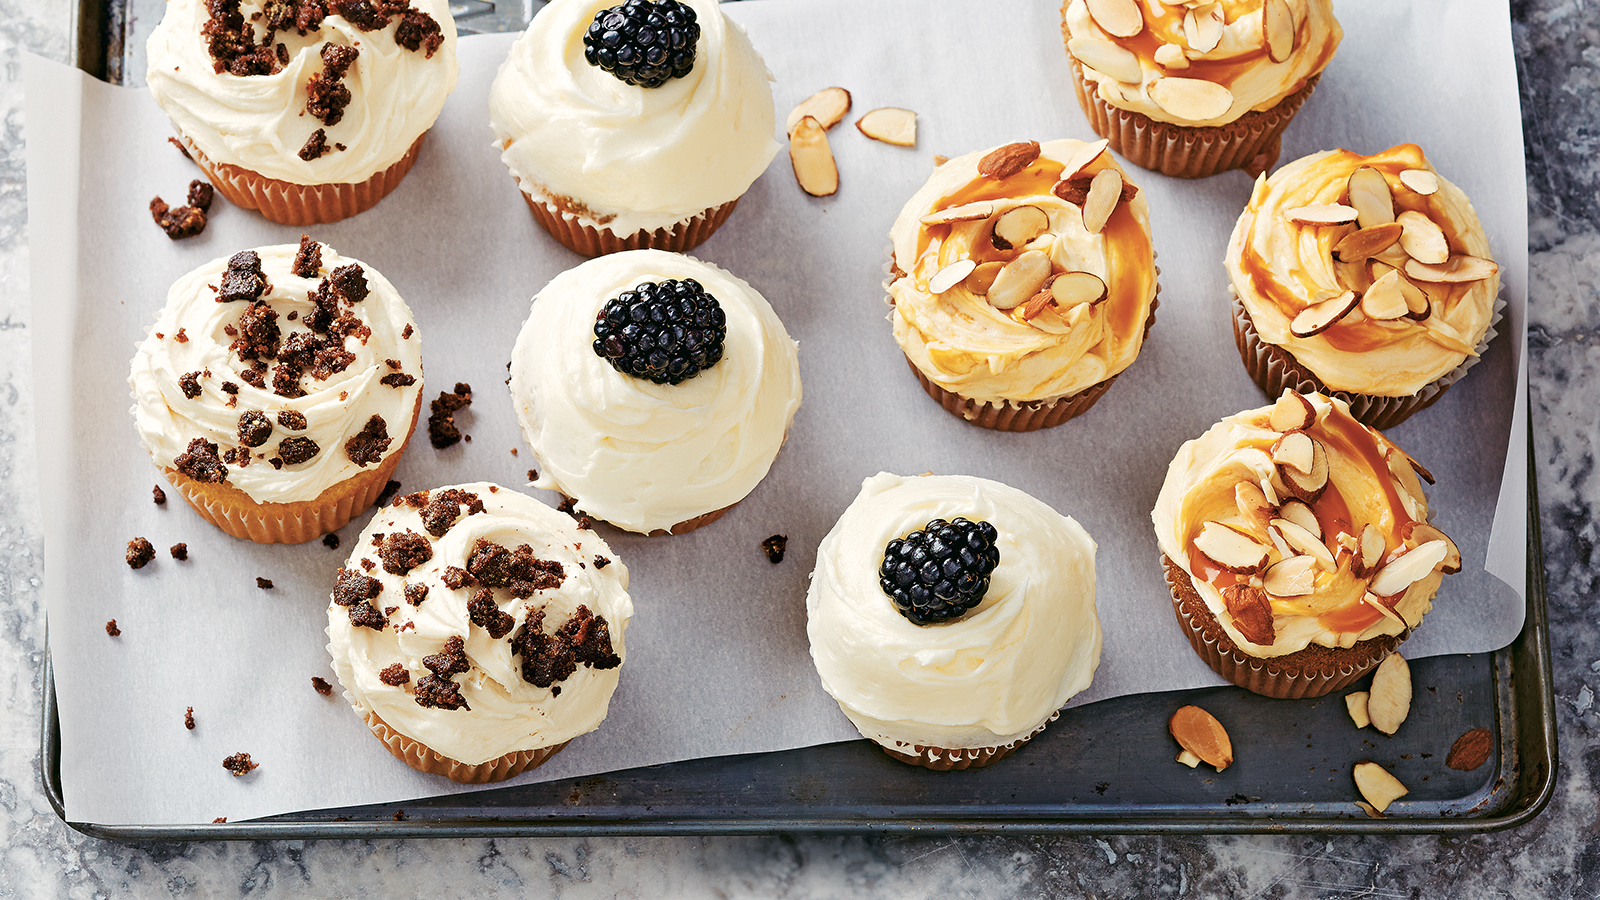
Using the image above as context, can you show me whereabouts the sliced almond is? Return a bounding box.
[1360,268,1413,321]
[1354,522,1385,578]
[1261,0,1296,62]
[1169,705,1233,772]
[1353,761,1409,813]
[789,116,838,197]
[978,141,1041,180]
[1081,168,1124,235]
[1235,481,1275,540]
[1222,582,1276,645]
[1345,691,1371,729]
[927,258,977,295]
[1423,316,1480,356]
[1273,518,1335,570]
[1195,522,1271,574]
[1086,0,1145,37]
[1347,167,1396,228]
[1176,749,1202,768]
[1269,391,1316,432]
[1277,499,1321,540]
[992,205,1050,250]
[1271,430,1315,474]
[1279,438,1329,503]
[964,261,1004,296]
[1332,222,1404,262]
[1366,653,1412,736]
[1261,555,1316,597]
[985,250,1051,311]
[1399,272,1431,319]
[1149,76,1233,120]
[1387,445,1435,487]
[1285,204,1360,226]
[1154,42,1190,69]
[920,200,996,226]
[1145,0,1165,13]
[1060,139,1112,182]
[1336,530,1359,557]
[1404,254,1499,284]
[1369,540,1449,597]
[1402,521,1461,574]
[1361,590,1407,626]
[856,107,917,147]
[1396,209,1450,265]
[1183,5,1223,53]
[1049,271,1109,309]
[785,87,851,135]
[1067,37,1145,83]
[1398,168,1440,195]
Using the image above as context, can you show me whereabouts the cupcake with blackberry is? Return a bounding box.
[806,473,1101,770]
[326,482,632,783]
[1226,144,1501,429]
[1061,0,1340,178]
[146,0,458,224]
[888,139,1158,431]
[129,237,423,543]
[489,0,780,255]
[508,249,801,535]
[1153,391,1460,699]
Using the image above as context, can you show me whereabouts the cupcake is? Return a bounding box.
[1152,391,1461,699]
[326,482,631,783]
[129,237,423,543]
[888,139,1158,431]
[508,249,801,535]
[1060,0,1340,178]
[1226,144,1502,429]
[488,0,780,256]
[806,473,1101,770]
[146,0,458,225]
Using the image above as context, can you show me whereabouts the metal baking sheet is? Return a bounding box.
[42,0,1554,837]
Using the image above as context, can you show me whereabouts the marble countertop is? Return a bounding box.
[3,1,1597,896]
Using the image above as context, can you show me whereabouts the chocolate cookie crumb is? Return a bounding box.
[311,676,333,696]
[170,543,188,561]
[277,436,321,465]
[237,410,274,447]
[126,537,156,569]
[298,128,330,161]
[345,415,392,466]
[291,234,322,278]
[323,532,341,550]
[427,383,472,449]
[305,42,358,126]
[378,530,432,575]
[218,251,269,304]
[511,605,620,689]
[402,323,414,339]
[441,566,475,590]
[527,469,538,482]
[175,328,190,344]
[466,538,564,596]
[404,583,428,606]
[420,488,483,537]
[169,136,192,159]
[153,485,167,505]
[415,635,471,710]
[213,817,227,823]
[256,577,274,589]
[379,663,410,685]
[277,410,308,431]
[179,371,204,400]
[394,7,444,56]
[376,479,403,508]
[175,437,229,484]
[594,555,610,569]
[467,588,516,639]
[393,809,409,822]
[222,753,258,777]
[185,707,195,729]
[333,568,381,606]
[105,619,121,637]
[347,600,388,630]
[762,534,788,564]
[187,180,214,210]
[150,195,208,239]
[379,372,416,387]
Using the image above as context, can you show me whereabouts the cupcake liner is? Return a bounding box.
[180,133,425,226]
[874,711,1060,771]
[161,394,420,544]
[643,503,734,537]
[1067,56,1320,179]
[364,711,568,784]
[521,189,739,257]
[1230,289,1505,431]
[1162,554,1403,699]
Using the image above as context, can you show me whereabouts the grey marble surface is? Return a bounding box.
[2,0,1597,896]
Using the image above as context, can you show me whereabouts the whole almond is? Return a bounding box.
[1169,705,1233,771]
[978,141,1041,180]
[1445,727,1492,771]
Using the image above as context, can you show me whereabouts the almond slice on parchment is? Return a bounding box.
[856,107,917,147]
[785,87,852,135]
[789,116,838,196]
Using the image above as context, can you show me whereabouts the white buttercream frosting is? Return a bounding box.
[129,241,423,504]
[146,0,458,185]
[488,0,780,236]
[806,473,1101,751]
[326,483,632,766]
[509,250,801,534]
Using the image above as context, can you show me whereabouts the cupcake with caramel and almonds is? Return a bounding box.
[326,482,631,783]
[1226,144,1501,429]
[888,139,1158,431]
[129,238,423,543]
[1153,391,1460,699]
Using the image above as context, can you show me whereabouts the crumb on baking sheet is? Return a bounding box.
[312,676,333,696]
[256,577,274,589]
[185,707,195,730]
[126,538,155,569]
[153,485,167,505]
[762,534,788,564]
[222,753,258,777]
[105,620,121,637]
[170,543,188,561]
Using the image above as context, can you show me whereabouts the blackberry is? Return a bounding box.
[582,0,699,88]
[592,278,726,384]
[879,518,1000,625]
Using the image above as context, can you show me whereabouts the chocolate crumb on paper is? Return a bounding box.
[256,577,274,589]
[312,676,333,696]
[185,707,196,729]
[105,620,120,637]
[213,817,227,824]
[323,532,342,550]
[427,383,473,449]
[222,753,258,777]
[152,485,167,506]
[170,543,188,561]
[762,534,788,564]
[149,194,208,239]
[126,537,156,569]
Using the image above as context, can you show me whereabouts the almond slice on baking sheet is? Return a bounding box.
[1269,391,1316,432]
[919,200,997,226]
[1398,168,1440,195]
[1060,138,1112,180]
[1262,554,1317,597]
[789,116,838,196]
[1169,705,1233,772]
[1404,254,1499,283]
[1154,42,1190,69]
[1289,291,1358,337]
[1333,222,1403,262]
[1081,168,1124,235]
[1049,271,1109,309]
[1195,522,1271,574]
[856,107,918,147]
[1366,653,1412,736]
[1285,204,1360,226]
[964,261,1003,295]
[1068,37,1145,84]
[1261,0,1296,62]
[1345,691,1371,729]
[1347,166,1396,228]
[1353,761,1409,813]
[927,258,977,295]
[1396,210,1450,264]
[1087,0,1145,37]
[1149,76,1233,120]
[785,87,852,135]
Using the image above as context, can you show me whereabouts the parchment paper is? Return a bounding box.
[27,0,1528,825]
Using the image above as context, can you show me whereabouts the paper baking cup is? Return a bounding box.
[521,190,739,257]
[364,711,569,784]
[1162,555,1403,699]
[1067,56,1320,179]
[179,133,425,226]
[875,711,1060,771]
[642,503,734,537]
[161,394,420,544]
[1231,290,1504,431]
